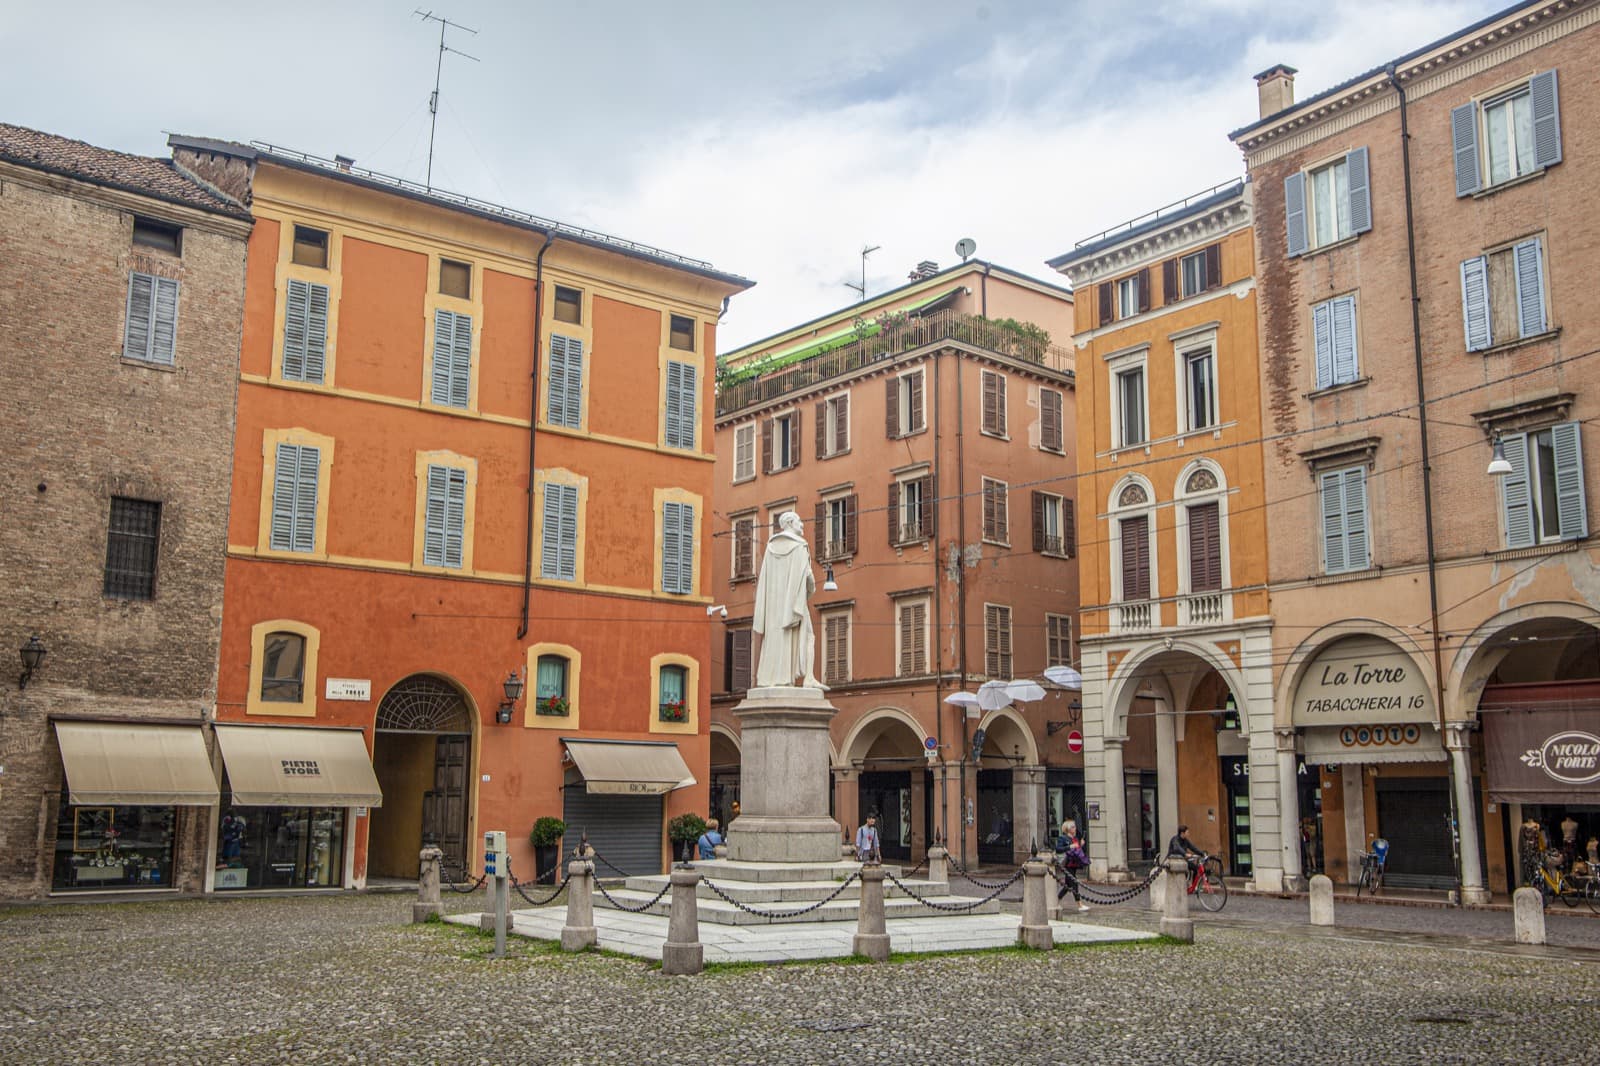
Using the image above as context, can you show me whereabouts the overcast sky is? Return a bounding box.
[3,0,1502,349]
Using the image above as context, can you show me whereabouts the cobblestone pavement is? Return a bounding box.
[2,890,1597,1065]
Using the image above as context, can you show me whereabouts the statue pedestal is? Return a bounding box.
[728,686,842,863]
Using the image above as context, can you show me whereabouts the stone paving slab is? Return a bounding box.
[445,906,1153,962]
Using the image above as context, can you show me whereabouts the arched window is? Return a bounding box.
[260,632,306,702]
[535,654,570,716]
[659,665,689,723]
[1175,461,1230,624]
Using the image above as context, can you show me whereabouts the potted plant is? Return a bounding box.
[536,694,569,717]
[529,816,566,883]
[659,697,687,723]
[667,813,707,862]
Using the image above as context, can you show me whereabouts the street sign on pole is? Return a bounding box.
[924,736,938,753]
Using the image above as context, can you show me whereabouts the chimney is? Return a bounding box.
[1254,65,1298,120]
[908,260,939,281]
[334,154,355,172]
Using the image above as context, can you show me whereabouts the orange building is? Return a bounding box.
[171,137,750,889]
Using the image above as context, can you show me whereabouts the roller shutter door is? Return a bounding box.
[1375,778,1455,890]
[562,786,663,876]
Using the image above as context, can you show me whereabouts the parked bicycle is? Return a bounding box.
[1186,853,1228,912]
[1355,837,1389,898]
[1533,849,1597,912]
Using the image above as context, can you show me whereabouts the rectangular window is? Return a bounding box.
[890,475,931,544]
[1183,347,1217,430]
[422,464,467,569]
[269,443,320,554]
[103,497,160,599]
[664,360,698,449]
[1319,466,1370,575]
[1117,276,1141,319]
[823,612,851,685]
[817,494,857,560]
[984,604,1013,679]
[1181,251,1207,298]
[547,334,585,428]
[123,272,179,365]
[292,225,329,269]
[1312,295,1359,389]
[1187,501,1221,592]
[1046,614,1072,668]
[725,628,753,692]
[439,258,471,299]
[1461,237,1547,352]
[1120,514,1151,600]
[1032,491,1072,557]
[1310,157,1351,249]
[132,217,181,255]
[733,423,756,482]
[430,309,472,408]
[1501,422,1587,547]
[553,285,582,325]
[981,370,1007,437]
[1116,366,1146,447]
[982,477,1009,544]
[540,482,578,581]
[1040,387,1064,453]
[1285,148,1371,256]
[282,278,330,384]
[817,393,849,458]
[658,665,688,721]
[661,501,695,594]
[896,599,928,676]
[765,410,800,472]
[669,314,695,351]
[1454,71,1560,195]
[731,515,756,581]
[887,369,925,438]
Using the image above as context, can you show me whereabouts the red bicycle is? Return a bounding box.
[1186,854,1228,912]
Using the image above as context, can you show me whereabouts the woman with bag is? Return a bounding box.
[1055,820,1091,913]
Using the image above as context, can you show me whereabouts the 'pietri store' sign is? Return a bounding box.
[1292,635,1435,727]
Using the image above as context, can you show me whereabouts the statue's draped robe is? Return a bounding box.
[751,531,817,687]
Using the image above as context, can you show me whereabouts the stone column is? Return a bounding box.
[661,867,704,975]
[1154,700,1178,852]
[1017,858,1053,950]
[412,845,444,923]
[1160,856,1193,942]
[1012,765,1046,865]
[729,687,843,862]
[1092,736,1130,882]
[1276,729,1304,891]
[1341,765,1367,886]
[561,857,596,951]
[1446,723,1490,905]
[853,865,890,961]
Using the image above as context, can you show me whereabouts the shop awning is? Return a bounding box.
[215,725,382,807]
[1302,724,1447,766]
[562,738,695,796]
[53,721,219,806]
[1482,707,1600,804]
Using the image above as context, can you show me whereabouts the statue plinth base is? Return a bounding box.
[728,686,842,863]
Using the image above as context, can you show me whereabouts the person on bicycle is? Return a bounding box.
[1167,825,1204,873]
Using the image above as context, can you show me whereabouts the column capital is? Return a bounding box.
[1103,735,1128,747]
[1274,726,1298,750]
[1442,721,1474,750]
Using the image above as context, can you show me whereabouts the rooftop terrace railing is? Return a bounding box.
[715,308,1072,416]
[1072,178,1244,251]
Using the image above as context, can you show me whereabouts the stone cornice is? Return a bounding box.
[1059,199,1250,287]
[0,159,254,239]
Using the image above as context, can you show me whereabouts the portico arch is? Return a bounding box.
[839,707,930,862]
[1447,601,1600,717]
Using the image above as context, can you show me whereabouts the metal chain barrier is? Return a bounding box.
[587,849,636,880]
[507,856,565,907]
[698,870,862,921]
[944,856,1023,889]
[594,877,673,913]
[438,856,487,894]
[883,866,1023,912]
[1056,863,1162,906]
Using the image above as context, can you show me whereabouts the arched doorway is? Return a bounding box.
[368,675,474,877]
[709,726,741,831]
[974,708,1039,865]
[843,710,930,862]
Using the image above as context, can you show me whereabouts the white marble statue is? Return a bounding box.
[752,510,825,690]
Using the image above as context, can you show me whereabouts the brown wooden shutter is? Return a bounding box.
[815,401,827,459]
[1137,268,1151,313]
[997,607,1011,677]
[912,603,926,673]
[918,476,933,540]
[844,493,858,556]
[1032,491,1046,552]
[815,501,826,552]
[908,370,924,432]
[1188,501,1221,592]
[735,518,754,580]
[982,481,996,539]
[835,392,849,452]
[885,376,900,438]
[1064,498,1076,558]
[995,482,1008,542]
[981,371,998,434]
[762,417,774,474]
[728,628,752,691]
[1162,259,1179,303]
[789,408,802,468]
[1098,282,1113,325]
[1204,243,1222,291]
[887,481,901,546]
[825,615,847,683]
[898,604,914,675]
[1122,516,1150,600]
[1042,389,1062,452]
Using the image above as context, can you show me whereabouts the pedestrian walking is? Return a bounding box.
[854,816,881,864]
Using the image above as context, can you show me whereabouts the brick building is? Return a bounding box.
[0,125,252,897]
[710,262,1079,868]
[1232,0,1600,898]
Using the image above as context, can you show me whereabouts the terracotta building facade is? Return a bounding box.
[711,262,1080,868]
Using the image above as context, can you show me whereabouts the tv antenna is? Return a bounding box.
[415,10,479,191]
[842,244,881,303]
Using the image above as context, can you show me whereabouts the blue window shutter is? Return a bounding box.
[1460,256,1491,351]
[1550,421,1588,540]
[679,363,698,448]
[444,467,466,568]
[1500,433,1535,549]
[665,360,696,448]
[1320,471,1346,573]
[449,312,472,408]
[270,443,299,551]
[431,310,454,405]
[124,273,153,360]
[1312,300,1333,389]
[423,465,448,566]
[1513,238,1546,338]
[150,277,179,365]
[1529,69,1561,169]
[1451,102,1481,197]
[558,483,578,579]
[661,502,681,593]
[1331,296,1358,384]
[547,335,569,426]
[1342,467,1368,571]
[304,282,329,383]
[554,336,584,428]
[677,503,695,593]
[292,445,320,553]
[539,486,562,578]
[283,279,309,381]
[1284,172,1307,257]
[1345,147,1371,235]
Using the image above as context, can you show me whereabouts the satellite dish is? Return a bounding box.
[954,237,976,262]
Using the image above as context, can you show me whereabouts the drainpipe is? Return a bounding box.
[518,231,557,639]
[930,349,946,852]
[980,263,990,319]
[954,349,971,870]
[1388,63,1464,904]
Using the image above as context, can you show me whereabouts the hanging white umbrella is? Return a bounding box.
[1006,678,1047,703]
[977,679,1013,711]
[943,692,981,708]
[1043,665,1083,690]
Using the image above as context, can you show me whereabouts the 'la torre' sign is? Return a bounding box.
[1292,635,1435,727]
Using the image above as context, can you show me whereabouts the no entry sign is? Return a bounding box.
[1066,730,1084,754]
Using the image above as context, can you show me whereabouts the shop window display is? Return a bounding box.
[215,803,346,889]
[52,801,176,891]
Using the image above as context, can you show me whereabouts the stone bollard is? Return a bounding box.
[1018,858,1054,950]
[561,857,597,952]
[412,845,444,923]
[853,865,891,961]
[661,867,704,975]
[1149,863,1167,912]
[1160,857,1193,943]
[926,846,949,884]
[1309,874,1335,926]
[1044,854,1062,922]
[1513,887,1546,945]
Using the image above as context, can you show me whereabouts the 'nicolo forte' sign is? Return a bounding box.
[1485,709,1600,801]
[1292,635,1434,727]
